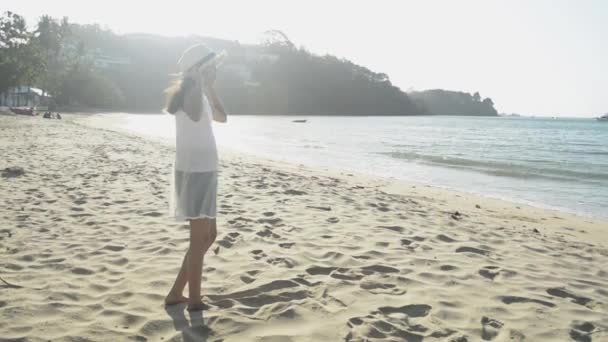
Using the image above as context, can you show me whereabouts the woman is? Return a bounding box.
[164,44,227,311]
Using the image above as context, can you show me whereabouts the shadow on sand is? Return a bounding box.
[164,304,212,341]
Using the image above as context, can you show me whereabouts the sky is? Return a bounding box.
[8,0,608,117]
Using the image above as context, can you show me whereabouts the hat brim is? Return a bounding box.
[197,50,227,70]
[174,50,227,77]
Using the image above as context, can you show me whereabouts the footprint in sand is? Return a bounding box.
[361,265,400,275]
[306,266,338,276]
[69,213,94,218]
[330,269,364,281]
[367,202,391,212]
[71,267,95,275]
[569,321,596,342]
[360,281,406,296]
[306,205,332,211]
[345,304,434,341]
[205,279,309,319]
[142,211,163,217]
[256,228,281,239]
[217,232,240,248]
[400,238,413,246]
[377,225,404,233]
[0,228,13,238]
[479,266,500,280]
[436,234,458,243]
[284,189,306,195]
[266,257,295,268]
[456,246,490,256]
[102,245,125,252]
[481,316,503,340]
[478,266,517,281]
[227,216,254,229]
[440,264,459,271]
[258,216,282,225]
[250,249,266,260]
[279,242,295,249]
[240,274,256,284]
[546,287,594,308]
[376,206,391,212]
[3,263,24,271]
[498,295,555,307]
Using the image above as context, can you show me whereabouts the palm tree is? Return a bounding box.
[35,15,71,100]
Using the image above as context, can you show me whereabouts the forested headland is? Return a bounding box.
[1,12,497,116]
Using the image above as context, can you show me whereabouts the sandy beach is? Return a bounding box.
[1,114,607,341]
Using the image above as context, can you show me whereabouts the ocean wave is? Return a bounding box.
[585,151,608,156]
[381,151,608,183]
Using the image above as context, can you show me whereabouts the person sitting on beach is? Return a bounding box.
[163,44,228,311]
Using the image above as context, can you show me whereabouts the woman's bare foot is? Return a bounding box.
[187,301,206,312]
[164,293,188,306]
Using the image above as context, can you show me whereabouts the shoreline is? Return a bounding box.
[247,152,608,223]
[71,112,608,225]
[2,114,607,341]
[226,148,608,246]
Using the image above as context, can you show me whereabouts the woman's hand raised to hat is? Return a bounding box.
[202,66,217,90]
[184,67,203,86]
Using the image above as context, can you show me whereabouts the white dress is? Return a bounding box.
[171,94,218,221]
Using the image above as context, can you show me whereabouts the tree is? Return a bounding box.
[36,15,70,57]
[3,11,431,115]
[408,89,498,116]
[473,91,481,102]
[261,30,295,50]
[34,15,72,98]
[60,68,124,108]
[0,11,44,94]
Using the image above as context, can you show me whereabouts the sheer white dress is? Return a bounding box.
[170,94,218,221]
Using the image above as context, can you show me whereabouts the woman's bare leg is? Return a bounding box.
[164,249,190,305]
[209,219,218,251]
[187,218,217,311]
[165,218,217,309]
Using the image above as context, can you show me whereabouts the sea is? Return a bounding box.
[78,114,608,220]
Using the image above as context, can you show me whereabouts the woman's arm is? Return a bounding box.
[206,86,227,123]
[182,75,203,122]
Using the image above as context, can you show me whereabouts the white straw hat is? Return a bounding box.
[177,44,226,74]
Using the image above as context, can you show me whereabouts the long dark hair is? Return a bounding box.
[166,53,217,114]
[165,78,190,114]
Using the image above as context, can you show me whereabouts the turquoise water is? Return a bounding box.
[80,114,608,219]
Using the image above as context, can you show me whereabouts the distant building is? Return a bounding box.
[93,54,130,69]
[78,47,131,70]
[61,43,129,70]
[0,86,52,108]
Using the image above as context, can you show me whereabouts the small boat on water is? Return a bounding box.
[10,107,34,116]
[597,113,608,121]
[292,119,307,123]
